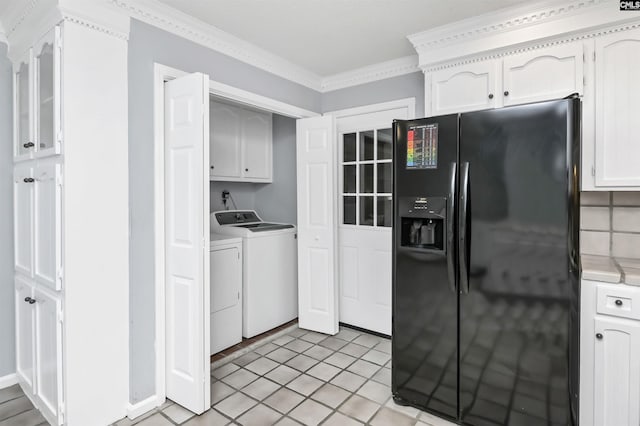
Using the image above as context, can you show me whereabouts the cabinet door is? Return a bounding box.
[502,42,584,106]
[15,277,35,392]
[34,163,62,291]
[210,246,241,313]
[241,109,272,181]
[33,288,63,426]
[431,61,498,114]
[14,165,34,277]
[34,26,62,158]
[14,51,33,161]
[210,101,242,179]
[593,317,640,426]
[594,28,640,187]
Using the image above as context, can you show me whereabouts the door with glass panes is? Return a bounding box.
[338,126,394,335]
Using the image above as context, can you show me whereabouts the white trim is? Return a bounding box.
[112,0,321,90]
[321,55,420,92]
[408,0,640,70]
[126,394,159,420]
[327,97,416,120]
[153,62,320,404]
[0,373,18,389]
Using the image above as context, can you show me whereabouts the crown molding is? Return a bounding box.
[110,0,323,91]
[408,0,638,68]
[320,55,420,92]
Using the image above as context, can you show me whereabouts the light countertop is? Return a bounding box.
[581,254,640,286]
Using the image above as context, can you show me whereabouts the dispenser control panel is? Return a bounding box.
[399,196,447,253]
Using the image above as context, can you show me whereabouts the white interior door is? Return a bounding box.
[164,72,210,414]
[296,116,339,335]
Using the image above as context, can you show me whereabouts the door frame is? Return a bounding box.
[152,63,318,409]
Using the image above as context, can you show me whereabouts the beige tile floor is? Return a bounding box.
[0,325,457,426]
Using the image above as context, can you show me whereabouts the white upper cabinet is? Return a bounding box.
[430,43,584,116]
[14,51,33,161]
[593,28,640,188]
[13,26,61,162]
[502,43,584,107]
[431,61,498,115]
[242,110,272,180]
[210,100,272,182]
[34,27,61,158]
[210,101,242,179]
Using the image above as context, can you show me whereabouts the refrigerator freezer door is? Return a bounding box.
[458,99,580,425]
[392,115,459,421]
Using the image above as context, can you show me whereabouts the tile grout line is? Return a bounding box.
[211,329,403,425]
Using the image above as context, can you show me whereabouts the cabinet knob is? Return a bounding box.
[503,90,510,96]
[24,297,31,303]
[211,166,214,169]
[28,298,36,305]
[596,333,603,340]
[245,168,249,172]
[488,93,494,99]
[23,177,34,183]
[23,142,35,148]
[615,299,623,306]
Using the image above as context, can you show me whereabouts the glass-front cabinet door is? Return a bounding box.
[14,52,33,161]
[34,26,61,157]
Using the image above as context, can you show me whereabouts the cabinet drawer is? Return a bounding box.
[596,284,640,320]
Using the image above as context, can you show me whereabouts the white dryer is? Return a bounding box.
[209,234,243,354]
[211,210,298,338]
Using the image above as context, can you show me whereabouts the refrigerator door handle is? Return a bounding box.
[459,162,470,294]
[447,162,457,294]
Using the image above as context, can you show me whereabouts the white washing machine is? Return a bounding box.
[211,210,298,338]
[209,234,243,354]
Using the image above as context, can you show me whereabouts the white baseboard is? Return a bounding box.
[126,395,159,420]
[0,373,18,389]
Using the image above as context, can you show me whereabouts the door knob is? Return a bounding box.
[615,299,623,306]
[596,333,603,340]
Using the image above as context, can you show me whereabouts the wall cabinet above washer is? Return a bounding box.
[209,100,272,183]
[429,42,585,116]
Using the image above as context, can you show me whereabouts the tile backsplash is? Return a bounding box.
[581,192,640,259]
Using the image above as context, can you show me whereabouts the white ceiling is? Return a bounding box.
[156,0,532,77]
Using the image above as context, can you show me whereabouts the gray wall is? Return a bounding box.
[0,42,16,378]
[322,72,425,117]
[254,114,297,225]
[128,20,321,402]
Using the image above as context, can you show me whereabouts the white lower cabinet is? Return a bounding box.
[15,278,63,425]
[210,241,242,355]
[581,280,640,426]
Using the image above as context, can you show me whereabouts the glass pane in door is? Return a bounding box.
[360,130,374,161]
[17,62,30,157]
[38,43,55,151]
[377,163,392,193]
[360,196,374,226]
[377,128,393,160]
[343,133,356,162]
[360,164,374,193]
[377,196,392,227]
[343,165,356,193]
[343,196,356,225]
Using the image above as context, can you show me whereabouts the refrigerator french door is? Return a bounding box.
[392,98,580,426]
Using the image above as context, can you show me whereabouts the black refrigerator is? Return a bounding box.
[392,98,580,426]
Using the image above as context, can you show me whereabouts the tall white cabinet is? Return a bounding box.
[10,12,129,426]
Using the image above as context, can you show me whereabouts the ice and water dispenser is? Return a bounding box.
[399,196,447,252]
